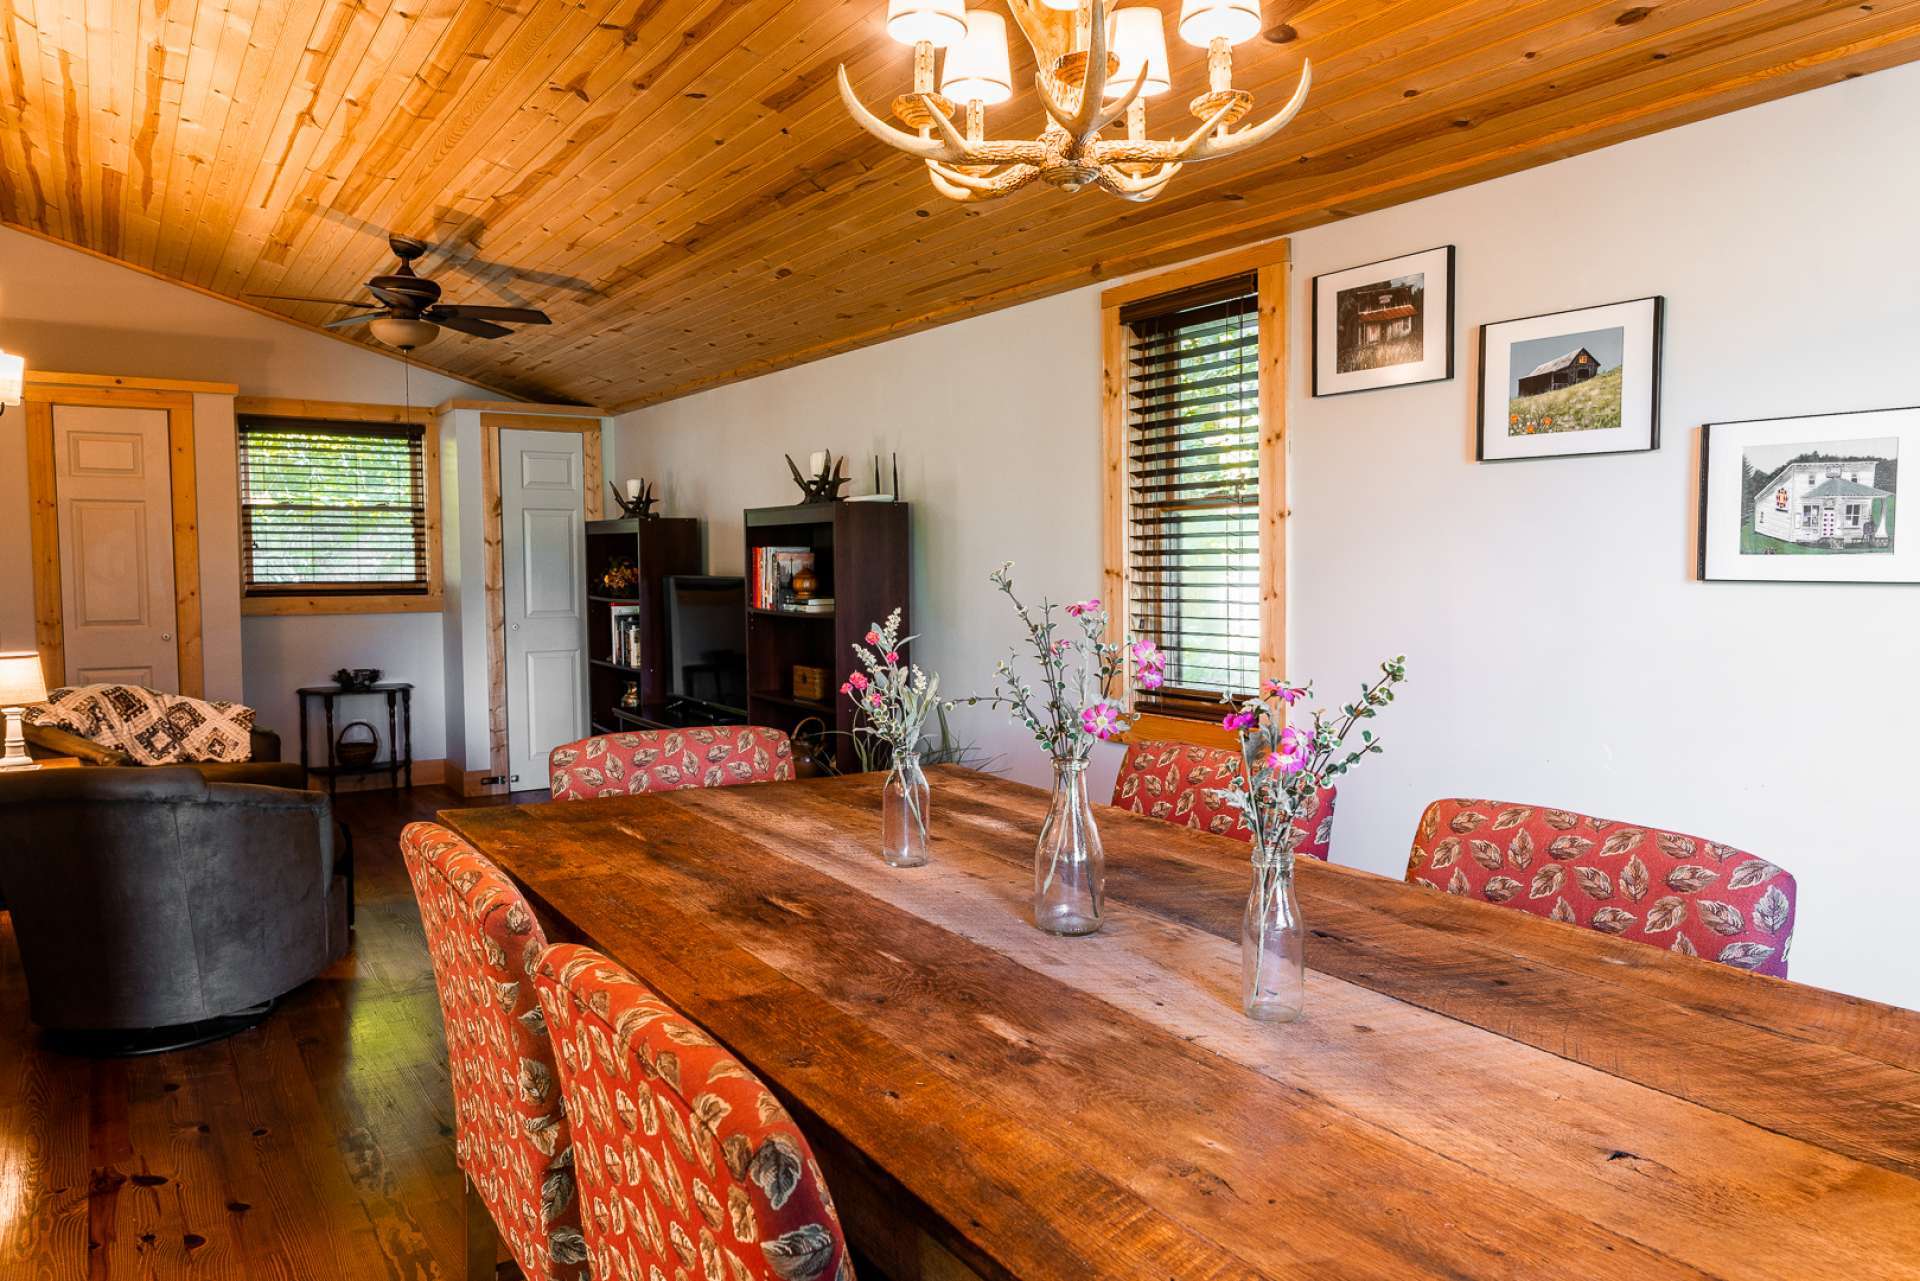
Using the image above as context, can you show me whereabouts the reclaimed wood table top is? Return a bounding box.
[441,766,1920,1281]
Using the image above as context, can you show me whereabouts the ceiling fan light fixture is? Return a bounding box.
[368,316,441,351]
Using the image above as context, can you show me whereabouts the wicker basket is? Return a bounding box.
[335,720,379,768]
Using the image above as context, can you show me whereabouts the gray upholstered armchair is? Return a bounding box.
[0,767,350,1053]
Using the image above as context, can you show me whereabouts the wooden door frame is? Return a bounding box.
[478,412,604,787]
[24,378,211,698]
[1098,239,1290,750]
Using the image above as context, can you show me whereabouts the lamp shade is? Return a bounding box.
[1039,0,1081,9]
[942,9,1013,105]
[1105,7,1171,97]
[368,316,441,351]
[0,350,23,406]
[886,0,967,46]
[0,652,47,707]
[1178,0,1263,45]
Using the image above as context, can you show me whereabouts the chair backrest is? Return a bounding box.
[1405,799,1797,977]
[399,822,583,1278]
[548,727,795,800]
[1111,738,1337,861]
[533,942,854,1281]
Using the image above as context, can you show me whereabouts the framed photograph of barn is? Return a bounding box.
[1476,296,1663,462]
[1699,406,1917,584]
[1312,245,1454,396]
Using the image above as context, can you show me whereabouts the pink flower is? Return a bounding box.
[1221,709,1256,733]
[1265,750,1306,776]
[1051,638,1069,654]
[1081,702,1123,740]
[869,690,883,707]
[885,651,900,664]
[1064,602,1085,617]
[1064,597,1103,617]
[1279,725,1313,756]
[1262,679,1305,705]
[865,629,881,645]
[840,682,853,696]
[848,671,869,691]
[1136,666,1164,691]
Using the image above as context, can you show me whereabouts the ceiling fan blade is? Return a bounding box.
[247,293,377,308]
[324,310,389,330]
[435,314,512,339]
[431,304,551,325]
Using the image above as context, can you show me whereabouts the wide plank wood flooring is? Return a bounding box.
[0,783,540,1281]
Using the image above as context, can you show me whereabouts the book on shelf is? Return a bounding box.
[750,545,816,609]
[609,604,643,667]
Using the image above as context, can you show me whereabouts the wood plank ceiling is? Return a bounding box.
[1,0,1915,410]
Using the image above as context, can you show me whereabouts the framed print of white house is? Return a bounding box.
[1477,296,1663,461]
[1312,246,1454,396]
[1699,406,1916,584]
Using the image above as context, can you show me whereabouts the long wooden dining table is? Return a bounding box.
[441,766,1920,1281]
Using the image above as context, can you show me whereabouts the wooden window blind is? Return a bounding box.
[238,418,430,596]
[1121,274,1261,717]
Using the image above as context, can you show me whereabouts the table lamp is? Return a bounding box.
[0,652,48,772]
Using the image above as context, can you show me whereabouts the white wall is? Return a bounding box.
[616,63,1920,1009]
[0,224,495,762]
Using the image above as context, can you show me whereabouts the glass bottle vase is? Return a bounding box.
[880,752,930,868]
[1242,854,1306,1021]
[1033,757,1104,935]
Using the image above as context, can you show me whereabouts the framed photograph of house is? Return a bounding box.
[1476,296,1663,461]
[1312,245,1454,396]
[1699,406,1916,584]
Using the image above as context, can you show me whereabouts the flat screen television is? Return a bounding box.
[663,575,747,717]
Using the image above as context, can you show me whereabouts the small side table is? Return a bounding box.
[297,682,414,798]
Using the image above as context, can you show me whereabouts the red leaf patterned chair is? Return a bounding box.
[1404,799,1797,977]
[1111,738,1338,861]
[532,943,855,1281]
[548,727,795,801]
[399,822,585,1280]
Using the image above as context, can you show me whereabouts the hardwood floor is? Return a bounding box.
[0,783,542,1281]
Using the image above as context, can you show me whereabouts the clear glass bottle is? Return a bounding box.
[1243,852,1306,1021]
[881,751,930,868]
[1034,757,1104,935]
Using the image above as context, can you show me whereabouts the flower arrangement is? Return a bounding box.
[843,608,948,867]
[1218,656,1408,1021]
[1217,657,1409,862]
[599,556,637,593]
[970,563,1164,763]
[841,608,947,759]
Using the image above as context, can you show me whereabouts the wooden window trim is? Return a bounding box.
[1102,240,1289,751]
[236,400,445,617]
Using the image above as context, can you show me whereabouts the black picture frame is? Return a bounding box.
[1475,295,1665,463]
[1697,405,1919,584]
[1311,245,1455,398]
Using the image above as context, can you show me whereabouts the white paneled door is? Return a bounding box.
[53,404,180,689]
[500,427,588,788]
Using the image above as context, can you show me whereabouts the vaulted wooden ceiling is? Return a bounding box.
[2,0,1914,410]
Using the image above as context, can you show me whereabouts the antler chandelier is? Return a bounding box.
[838,0,1311,203]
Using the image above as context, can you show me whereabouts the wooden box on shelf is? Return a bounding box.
[585,517,700,735]
[744,500,909,773]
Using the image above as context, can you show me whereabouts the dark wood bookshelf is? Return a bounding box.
[584,517,700,735]
[743,501,909,773]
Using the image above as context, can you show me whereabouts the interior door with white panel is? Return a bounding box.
[53,404,180,689]
[500,428,588,787]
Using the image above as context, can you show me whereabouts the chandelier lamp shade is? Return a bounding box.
[839,0,1310,203]
[0,349,24,417]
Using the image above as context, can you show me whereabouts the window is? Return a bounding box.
[238,417,434,604]
[1118,273,1262,717]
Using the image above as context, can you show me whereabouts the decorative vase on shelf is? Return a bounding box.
[1243,829,1307,1022]
[1034,756,1103,935]
[619,681,640,711]
[880,751,930,868]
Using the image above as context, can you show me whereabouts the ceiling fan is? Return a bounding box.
[250,235,553,351]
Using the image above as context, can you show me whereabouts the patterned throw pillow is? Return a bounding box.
[27,684,255,765]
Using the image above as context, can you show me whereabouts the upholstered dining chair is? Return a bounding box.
[1405,799,1797,977]
[1112,738,1338,861]
[398,822,585,1280]
[547,726,795,800]
[532,942,855,1281]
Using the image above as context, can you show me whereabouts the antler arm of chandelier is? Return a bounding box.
[1095,58,1314,166]
[837,66,1048,166]
[1095,163,1182,201]
[927,162,1043,201]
